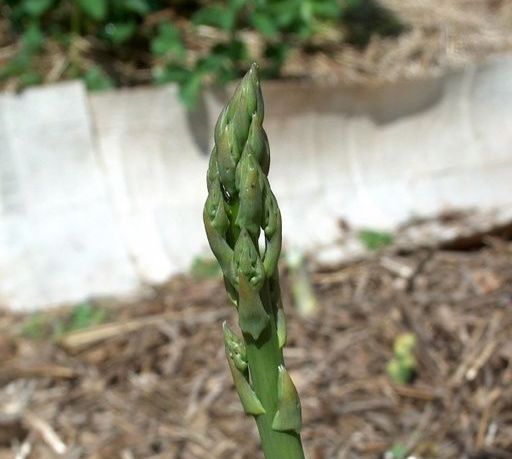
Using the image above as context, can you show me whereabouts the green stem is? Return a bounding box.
[245,282,305,459]
[204,65,305,459]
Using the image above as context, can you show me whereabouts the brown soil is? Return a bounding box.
[1,238,511,459]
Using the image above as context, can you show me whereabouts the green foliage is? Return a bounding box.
[21,313,50,340]
[387,443,408,459]
[105,21,137,45]
[1,0,404,106]
[21,302,109,340]
[359,228,394,250]
[0,22,44,84]
[77,0,107,20]
[387,333,417,385]
[192,4,237,31]
[66,302,108,332]
[83,65,114,91]
[151,23,185,58]
[124,0,151,15]
[23,0,54,17]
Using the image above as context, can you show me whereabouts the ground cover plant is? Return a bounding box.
[203,64,305,458]
[0,0,403,106]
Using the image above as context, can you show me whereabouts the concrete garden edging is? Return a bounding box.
[1,55,511,310]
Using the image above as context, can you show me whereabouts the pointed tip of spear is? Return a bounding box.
[248,62,259,77]
[239,62,260,95]
[220,63,262,129]
[241,62,264,122]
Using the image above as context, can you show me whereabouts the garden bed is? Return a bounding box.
[1,0,511,106]
[1,237,511,458]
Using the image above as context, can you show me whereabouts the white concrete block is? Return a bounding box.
[2,55,512,310]
[0,82,138,310]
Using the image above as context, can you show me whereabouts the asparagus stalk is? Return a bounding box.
[204,64,305,459]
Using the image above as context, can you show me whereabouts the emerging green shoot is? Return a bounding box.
[359,228,394,251]
[386,443,409,459]
[204,64,305,459]
[387,332,417,385]
[21,302,108,340]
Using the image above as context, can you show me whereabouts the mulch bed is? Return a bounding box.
[1,239,511,459]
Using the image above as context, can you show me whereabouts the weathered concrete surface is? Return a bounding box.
[0,82,139,310]
[1,55,512,310]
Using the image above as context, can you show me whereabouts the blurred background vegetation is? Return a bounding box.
[0,0,404,106]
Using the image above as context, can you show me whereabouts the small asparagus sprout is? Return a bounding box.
[387,333,417,385]
[204,64,305,459]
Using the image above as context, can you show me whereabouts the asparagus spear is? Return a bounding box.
[204,64,305,459]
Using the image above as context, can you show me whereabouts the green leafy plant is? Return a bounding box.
[1,0,404,107]
[387,332,417,385]
[386,443,409,459]
[66,302,108,332]
[83,65,114,91]
[151,23,185,58]
[0,22,44,87]
[21,312,50,340]
[203,64,305,458]
[78,0,107,21]
[359,228,394,250]
[21,302,108,340]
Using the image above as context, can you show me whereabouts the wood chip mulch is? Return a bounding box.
[1,239,511,459]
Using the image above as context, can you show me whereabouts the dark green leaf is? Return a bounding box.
[211,40,247,62]
[151,23,185,58]
[192,6,235,31]
[0,48,34,80]
[23,0,53,17]
[77,0,107,20]
[250,12,279,38]
[311,0,341,19]
[83,66,114,91]
[152,64,190,85]
[105,22,136,44]
[22,23,44,52]
[299,1,313,24]
[21,313,48,340]
[201,40,246,83]
[195,55,237,84]
[265,1,300,28]
[124,0,150,15]
[196,55,225,74]
[18,70,42,87]
[389,443,408,459]
[358,229,393,250]
[179,73,202,108]
[68,302,108,331]
[342,0,364,10]
[229,0,247,11]
[262,42,289,78]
